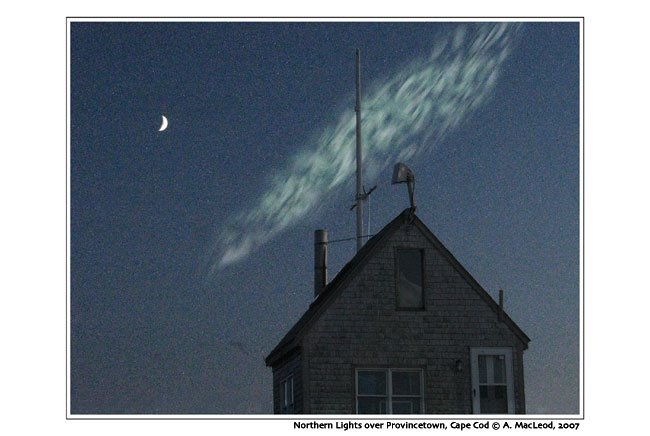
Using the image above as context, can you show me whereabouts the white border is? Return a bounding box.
[64,16,584,421]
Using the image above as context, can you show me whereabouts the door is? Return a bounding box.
[470,347,515,414]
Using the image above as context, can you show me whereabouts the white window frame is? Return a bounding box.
[355,368,424,414]
[470,347,515,414]
[280,375,294,414]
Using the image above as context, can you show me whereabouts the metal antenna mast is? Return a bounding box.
[355,48,363,252]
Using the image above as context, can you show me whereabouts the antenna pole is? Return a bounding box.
[355,48,363,252]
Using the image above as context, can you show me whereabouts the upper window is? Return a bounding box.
[396,249,424,309]
[356,369,423,414]
[280,376,294,414]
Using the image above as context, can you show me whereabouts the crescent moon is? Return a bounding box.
[158,115,168,132]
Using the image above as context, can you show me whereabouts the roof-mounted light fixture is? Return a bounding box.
[391,162,416,212]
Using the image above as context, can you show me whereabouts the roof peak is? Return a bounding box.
[265,207,529,367]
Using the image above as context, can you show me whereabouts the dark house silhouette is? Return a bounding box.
[265,208,530,414]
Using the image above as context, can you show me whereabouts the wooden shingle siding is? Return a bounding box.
[271,349,302,414]
[267,210,529,414]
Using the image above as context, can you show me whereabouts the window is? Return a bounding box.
[396,249,424,309]
[280,376,294,413]
[470,348,515,414]
[356,369,423,414]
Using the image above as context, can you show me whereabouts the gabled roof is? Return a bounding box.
[265,208,530,367]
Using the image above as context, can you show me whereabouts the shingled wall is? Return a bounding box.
[300,220,526,414]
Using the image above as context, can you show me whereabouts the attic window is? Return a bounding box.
[396,249,424,309]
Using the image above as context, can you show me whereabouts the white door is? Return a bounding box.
[470,348,515,414]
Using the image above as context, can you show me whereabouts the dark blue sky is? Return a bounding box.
[70,21,580,414]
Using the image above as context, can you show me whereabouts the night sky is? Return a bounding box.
[70,21,580,414]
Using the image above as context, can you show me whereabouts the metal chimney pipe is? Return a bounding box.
[314,230,328,298]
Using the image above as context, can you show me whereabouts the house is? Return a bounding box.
[264,208,530,414]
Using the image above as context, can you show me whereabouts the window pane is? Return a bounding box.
[493,355,505,384]
[478,355,487,384]
[358,397,387,414]
[281,377,294,412]
[479,386,508,414]
[392,398,422,414]
[358,371,386,395]
[397,250,423,308]
[392,371,421,396]
[282,381,287,407]
[479,355,506,384]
